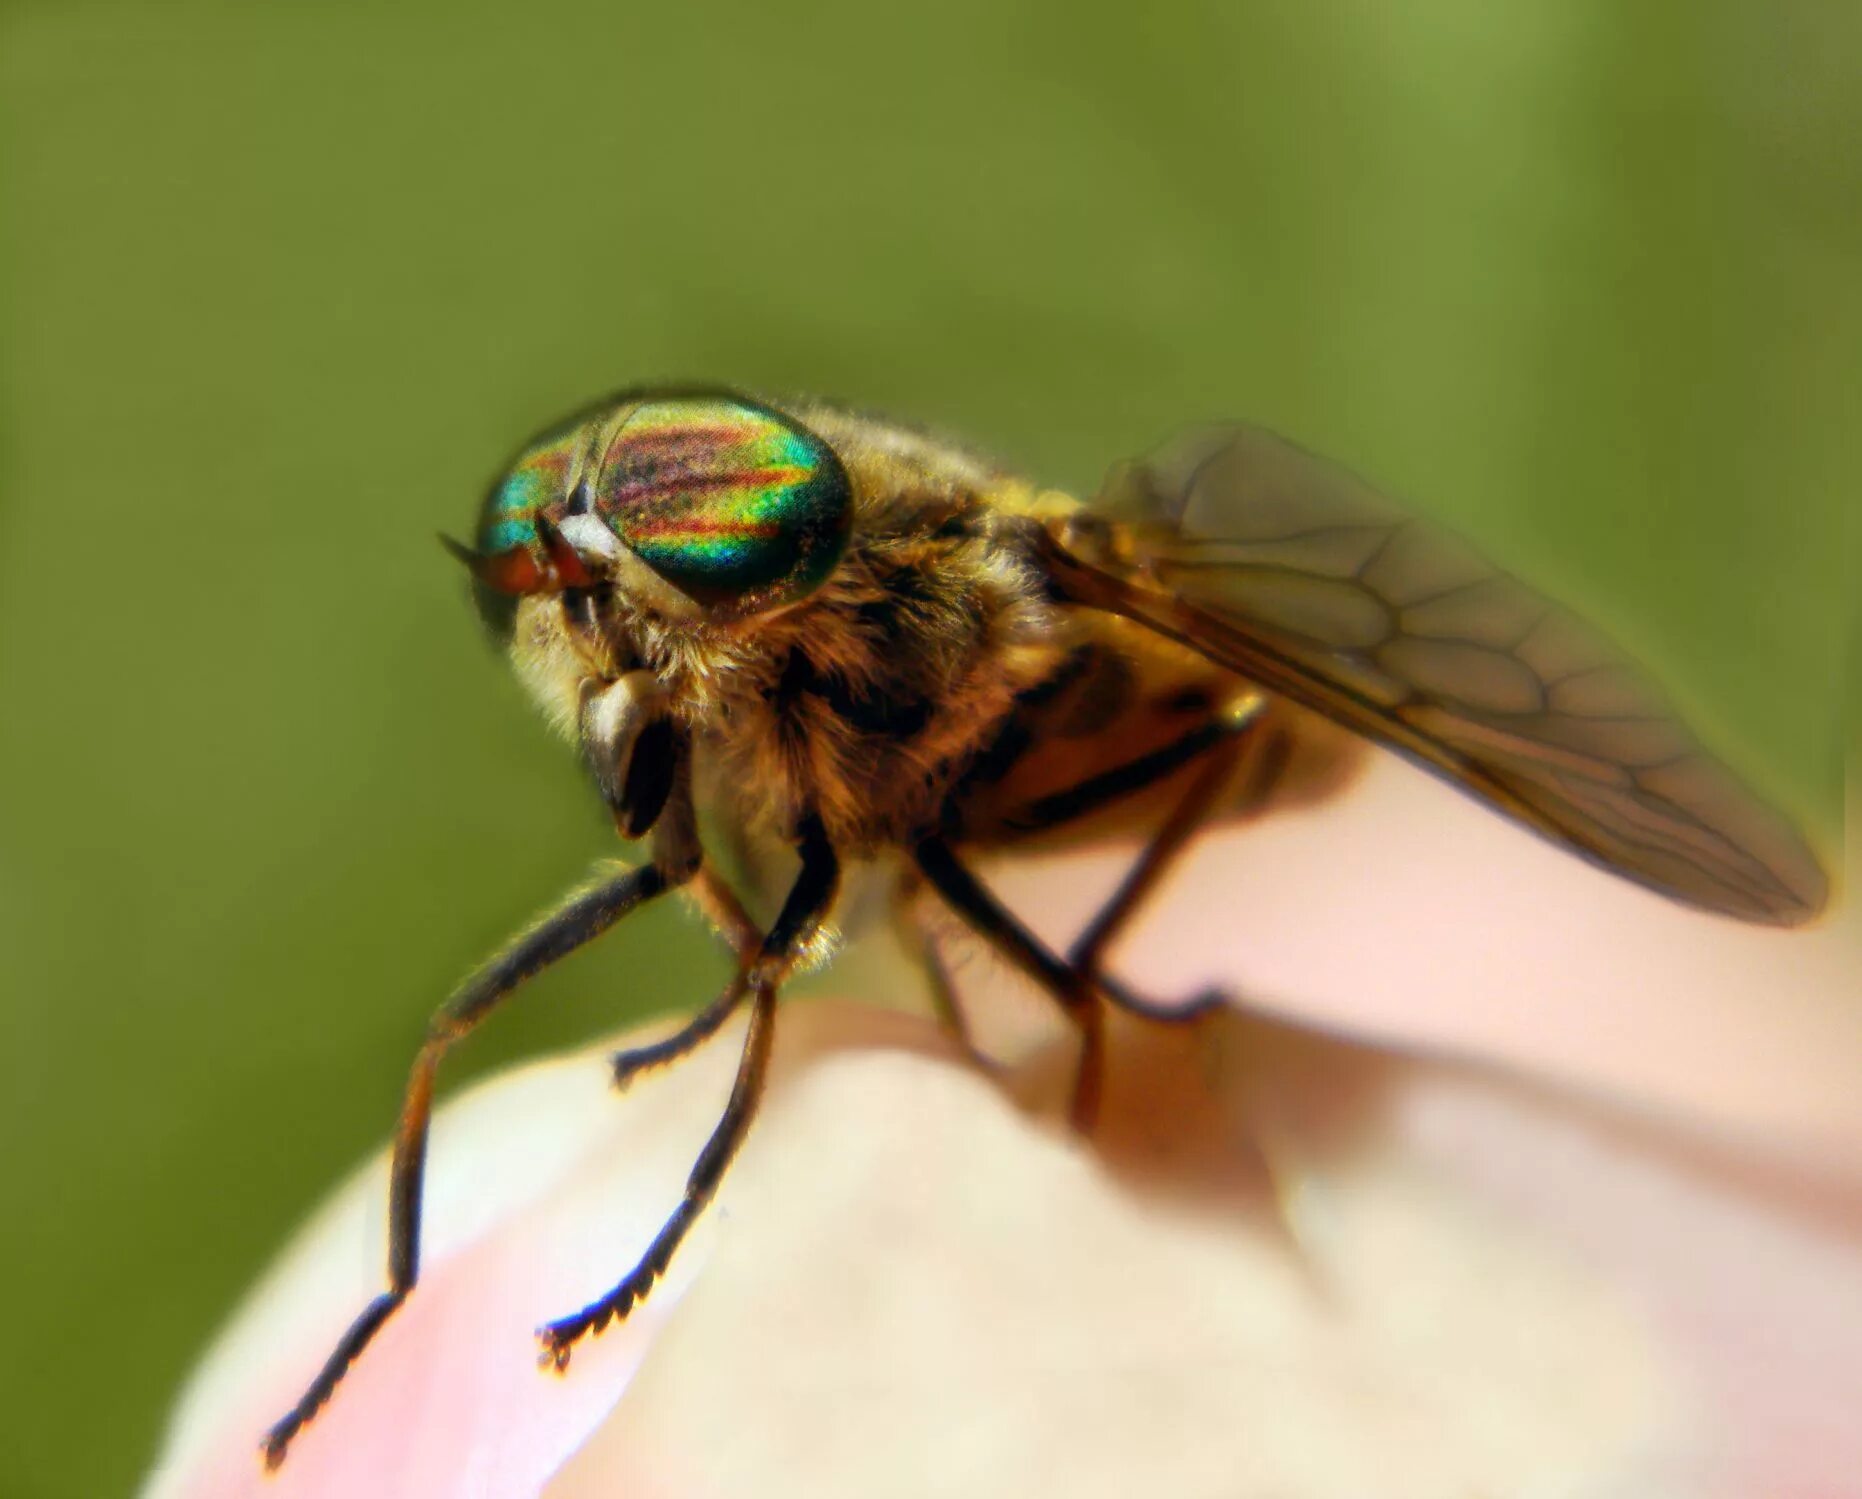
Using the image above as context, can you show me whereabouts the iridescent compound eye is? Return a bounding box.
[452,418,591,639]
[470,427,585,595]
[591,396,853,615]
[457,391,854,629]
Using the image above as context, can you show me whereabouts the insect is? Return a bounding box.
[262,386,1827,1467]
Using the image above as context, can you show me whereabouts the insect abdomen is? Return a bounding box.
[947,611,1367,851]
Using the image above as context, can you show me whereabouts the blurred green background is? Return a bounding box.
[0,2,1853,1494]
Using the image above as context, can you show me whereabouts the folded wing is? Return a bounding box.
[1046,424,1827,924]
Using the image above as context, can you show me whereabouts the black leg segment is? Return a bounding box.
[534,816,841,1369]
[260,857,685,1470]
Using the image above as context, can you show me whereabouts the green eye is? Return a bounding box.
[593,396,852,613]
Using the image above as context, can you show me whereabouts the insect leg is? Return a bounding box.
[1067,701,1280,1020]
[913,694,1262,1130]
[609,980,749,1090]
[890,868,994,1068]
[911,837,1109,1130]
[536,816,841,1368]
[688,864,762,958]
[260,855,693,1470]
[609,866,763,1089]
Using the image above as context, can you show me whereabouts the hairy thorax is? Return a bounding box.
[697,521,1066,851]
[505,408,1073,855]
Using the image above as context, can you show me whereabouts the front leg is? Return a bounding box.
[536,814,842,1368]
[260,843,698,1469]
[262,684,711,1470]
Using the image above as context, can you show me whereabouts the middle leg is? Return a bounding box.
[911,699,1265,1123]
[912,836,1111,1129]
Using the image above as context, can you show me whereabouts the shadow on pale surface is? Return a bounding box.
[146,983,1862,1499]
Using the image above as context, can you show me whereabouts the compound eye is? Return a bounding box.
[452,422,590,640]
[593,396,852,615]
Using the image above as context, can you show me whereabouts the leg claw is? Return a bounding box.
[536,1324,579,1373]
[609,1048,653,1091]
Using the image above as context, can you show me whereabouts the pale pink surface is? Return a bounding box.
[141,1037,743,1497]
[996,752,1858,1152]
[553,1012,1862,1499]
[142,753,1860,1499]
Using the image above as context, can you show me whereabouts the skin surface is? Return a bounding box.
[139,752,1858,1499]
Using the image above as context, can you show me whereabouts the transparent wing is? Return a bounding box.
[1049,423,1827,924]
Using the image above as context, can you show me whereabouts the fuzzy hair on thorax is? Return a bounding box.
[505,400,1078,855]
